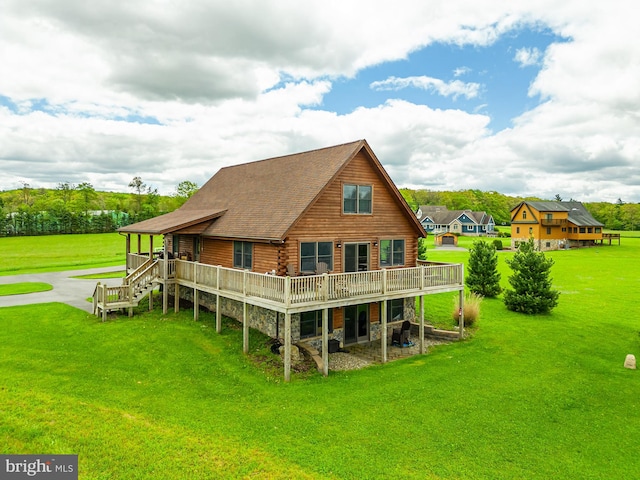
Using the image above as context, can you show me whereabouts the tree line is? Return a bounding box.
[399,188,640,231]
[2,182,637,236]
[0,179,198,236]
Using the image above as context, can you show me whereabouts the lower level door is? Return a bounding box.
[343,304,369,345]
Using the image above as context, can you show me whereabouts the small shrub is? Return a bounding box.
[452,292,482,327]
[493,239,503,250]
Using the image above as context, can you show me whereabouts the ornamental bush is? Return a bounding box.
[466,240,502,297]
[452,292,482,327]
[503,238,560,314]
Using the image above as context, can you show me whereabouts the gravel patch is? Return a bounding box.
[328,352,372,371]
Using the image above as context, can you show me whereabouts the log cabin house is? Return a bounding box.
[99,140,465,380]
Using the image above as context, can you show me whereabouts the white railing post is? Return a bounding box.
[284,276,291,307]
[322,273,328,302]
[243,270,247,296]
[381,268,387,295]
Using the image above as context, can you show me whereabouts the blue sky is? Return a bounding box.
[0,1,638,202]
[317,28,565,132]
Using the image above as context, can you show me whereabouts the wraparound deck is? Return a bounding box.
[96,253,465,381]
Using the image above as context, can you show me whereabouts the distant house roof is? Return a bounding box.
[417,205,493,226]
[511,201,604,227]
[120,139,425,240]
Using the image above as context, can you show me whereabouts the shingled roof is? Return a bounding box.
[418,206,492,226]
[120,139,422,240]
[513,201,604,227]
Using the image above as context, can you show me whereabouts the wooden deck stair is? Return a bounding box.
[93,258,161,319]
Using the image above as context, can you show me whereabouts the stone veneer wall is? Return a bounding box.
[170,284,419,348]
[511,237,566,251]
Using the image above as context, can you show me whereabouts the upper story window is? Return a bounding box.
[300,241,333,273]
[233,241,252,269]
[522,211,527,219]
[343,184,372,214]
[379,239,405,267]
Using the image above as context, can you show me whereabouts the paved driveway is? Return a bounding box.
[0,266,125,313]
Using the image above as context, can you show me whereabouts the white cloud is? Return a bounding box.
[370,76,480,100]
[514,47,542,67]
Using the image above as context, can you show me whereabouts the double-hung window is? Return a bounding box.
[300,310,333,339]
[343,184,372,214]
[379,239,405,267]
[300,241,333,273]
[233,241,252,269]
[387,299,404,322]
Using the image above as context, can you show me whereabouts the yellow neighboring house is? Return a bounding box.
[510,201,604,251]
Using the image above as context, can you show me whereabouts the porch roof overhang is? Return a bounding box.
[118,209,226,235]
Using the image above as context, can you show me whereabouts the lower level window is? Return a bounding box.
[381,299,404,322]
[300,310,333,338]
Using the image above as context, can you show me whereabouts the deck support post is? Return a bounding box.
[242,301,249,354]
[216,267,221,333]
[174,284,180,313]
[162,237,168,315]
[419,295,425,354]
[101,284,107,322]
[125,235,131,271]
[458,288,465,339]
[381,300,388,363]
[216,294,221,333]
[322,308,329,376]
[284,312,291,382]
[193,262,199,321]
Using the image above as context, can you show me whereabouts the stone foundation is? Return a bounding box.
[170,285,421,346]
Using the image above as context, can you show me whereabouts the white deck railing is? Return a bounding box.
[171,259,463,309]
[125,253,463,311]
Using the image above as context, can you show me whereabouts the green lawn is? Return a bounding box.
[0,233,127,275]
[1,234,639,478]
[0,282,52,296]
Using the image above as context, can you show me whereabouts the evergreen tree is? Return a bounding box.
[466,240,502,297]
[503,238,559,314]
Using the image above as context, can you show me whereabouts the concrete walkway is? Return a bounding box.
[0,266,125,313]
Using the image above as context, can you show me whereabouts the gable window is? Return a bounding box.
[300,241,333,273]
[379,239,405,267]
[343,184,372,214]
[233,241,252,269]
[300,310,333,339]
[522,211,527,219]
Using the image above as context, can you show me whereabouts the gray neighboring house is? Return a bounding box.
[417,205,495,237]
